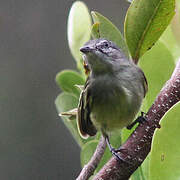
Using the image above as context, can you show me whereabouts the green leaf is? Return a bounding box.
[150,102,180,180]
[81,140,99,167]
[55,92,85,146]
[56,70,85,97]
[139,41,175,107]
[91,23,100,39]
[160,26,180,62]
[81,131,122,173]
[124,0,175,62]
[91,11,129,58]
[55,92,97,147]
[67,1,91,70]
[171,1,180,47]
[131,166,145,180]
[141,155,150,180]
[109,129,122,148]
[55,92,78,116]
[96,145,111,172]
[121,123,137,143]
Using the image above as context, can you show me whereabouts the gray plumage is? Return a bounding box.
[78,38,148,138]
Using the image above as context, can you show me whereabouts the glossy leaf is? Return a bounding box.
[91,11,129,58]
[125,0,175,62]
[55,92,85,146]
[56,70,85,97]
[150,102,180,180]
[67,1,91,70]
[139,41,175,107]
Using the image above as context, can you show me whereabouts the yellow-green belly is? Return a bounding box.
[90,88,141,133]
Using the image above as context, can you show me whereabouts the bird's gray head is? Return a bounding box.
[80,39,127,73]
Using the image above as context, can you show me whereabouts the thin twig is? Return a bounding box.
[76,136,107,180]
[92,60,180,180]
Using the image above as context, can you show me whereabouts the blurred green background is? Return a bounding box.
[0,0,129,179]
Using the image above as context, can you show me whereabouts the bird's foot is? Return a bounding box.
[105,136,129,163]
[127,112,147,130]
[110,147,128,162]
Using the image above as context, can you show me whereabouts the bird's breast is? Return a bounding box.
[89,76,138,132]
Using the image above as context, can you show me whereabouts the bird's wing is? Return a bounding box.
[77,77,97,139]
[138,68,148,97]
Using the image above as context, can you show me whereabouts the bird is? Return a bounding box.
[78,38,148,160]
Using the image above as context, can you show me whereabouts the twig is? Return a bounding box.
[92,60,180,180]
[76,136,107,180]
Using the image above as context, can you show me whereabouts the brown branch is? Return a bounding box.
[76,136,107,180]
[92,60,180,180]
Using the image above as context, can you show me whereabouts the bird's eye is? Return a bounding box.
[103,41,109,48]
[96,41,109,48]
[96,40,110,53]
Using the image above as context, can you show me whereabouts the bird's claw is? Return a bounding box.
[110,148,125,162]
[127,111,147,130]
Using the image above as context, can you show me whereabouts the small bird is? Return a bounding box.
[78,38,148,160]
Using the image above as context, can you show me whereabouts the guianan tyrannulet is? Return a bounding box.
[78,38,148,160]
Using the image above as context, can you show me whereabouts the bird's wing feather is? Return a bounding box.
[138,68,148,97]
[77,77,97,139]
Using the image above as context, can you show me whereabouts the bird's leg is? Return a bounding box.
[127,112,147,130]
[105,135,126,162]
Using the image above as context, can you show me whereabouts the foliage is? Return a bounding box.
[55,0,180,179]
[124,0,175,62]
[150,102,180,180]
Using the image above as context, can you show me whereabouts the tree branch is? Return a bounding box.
[76,136,107,180]
[92,59,180,180]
